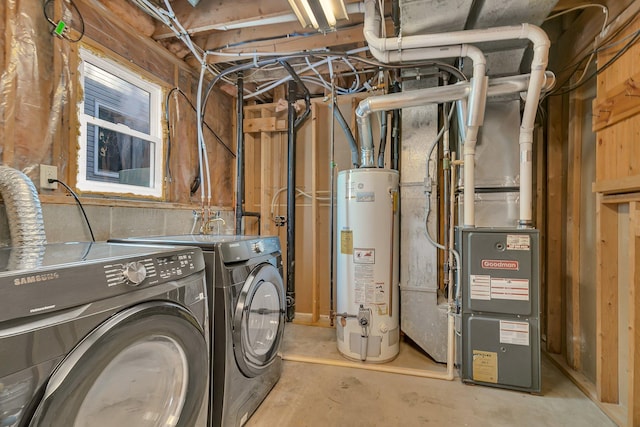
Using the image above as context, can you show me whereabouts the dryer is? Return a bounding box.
[110,235,285,427]
[0,242,210,427]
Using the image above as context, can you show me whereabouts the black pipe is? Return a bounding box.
[286,80,298,322]
[332,101,359,168]
[377,111,388,168]
[279,61,311,129]
[392,0,400,36]
[390,80,401,170]
[279,61,311,322]
[243,211,261,235]
[235,71,244,235]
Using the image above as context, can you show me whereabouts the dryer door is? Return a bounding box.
[27,301,208,427]
[233,263,285,377]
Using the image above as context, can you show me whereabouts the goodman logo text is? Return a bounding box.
[481,260,519,271]
[14,272,60,286]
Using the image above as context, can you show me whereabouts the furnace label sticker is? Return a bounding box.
[470,275,491,300]
[353,248,375,264]
[341,229,353,255]
[499,320,530,346]
[506,234,531,251]
[472,350,498,383]
[490,278,529,301]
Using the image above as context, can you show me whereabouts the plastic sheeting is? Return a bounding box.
[0,0,234,208]
[1,0,68,176]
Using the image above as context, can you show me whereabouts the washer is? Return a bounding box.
[0,242,210,427]
[111,235,285,427]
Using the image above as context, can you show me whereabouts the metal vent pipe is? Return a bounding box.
[362,0,550,226]
[0,165,47,247]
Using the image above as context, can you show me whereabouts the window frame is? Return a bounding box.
[77,48,164,198]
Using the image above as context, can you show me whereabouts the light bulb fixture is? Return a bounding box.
[287,0,349,31]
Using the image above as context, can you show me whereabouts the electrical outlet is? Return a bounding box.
[40,164,58,190]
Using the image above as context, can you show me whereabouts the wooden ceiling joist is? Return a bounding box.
[203,20,392,64]
[152,0,299,40]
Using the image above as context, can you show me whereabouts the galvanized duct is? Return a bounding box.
[0,166,47,248]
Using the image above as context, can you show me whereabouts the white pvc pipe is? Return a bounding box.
[355,72,555,158]
[362,0,550,226]
[359,43,488,175]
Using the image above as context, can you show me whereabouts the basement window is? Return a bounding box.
[77,49,163,197]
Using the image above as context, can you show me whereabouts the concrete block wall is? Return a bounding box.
[0,203,236,246]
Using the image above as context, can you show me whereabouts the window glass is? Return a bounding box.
[77,49,163,197]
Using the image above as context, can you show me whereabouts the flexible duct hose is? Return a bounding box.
[0,166,47,247]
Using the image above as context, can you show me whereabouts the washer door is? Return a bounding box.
[28,301,208,427]
[233,263,285,378]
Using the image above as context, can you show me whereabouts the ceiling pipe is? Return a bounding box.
[362,0,550,227]
[362,0,487,226]
[356,72,554,114]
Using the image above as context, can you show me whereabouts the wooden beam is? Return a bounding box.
[596,193,619,403]
[243,117,287,133]
[205,22,392,64]
[550,0,633,80]
[566,83,584,370]
[153,0,295,40]
[199,19,311,51]
[593,175,640,195]
[535,124,547,345]
[311,103,319,323]
[629,203,640,425]
[602,192,640,205]
[545,95,566,354]
[553,0,603,13]
[102,0,155,37]
[592,73,640,132]
[76,0,194,85]
[198,14,366,52]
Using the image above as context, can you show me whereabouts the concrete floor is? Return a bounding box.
[246,324,615,427]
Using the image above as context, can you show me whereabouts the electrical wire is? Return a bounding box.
[546,7,640,97]
[49,179,95,242]
[550,28,640,96]
[43,0,85,42]
[166,88,235,157]
[544,4,608,33]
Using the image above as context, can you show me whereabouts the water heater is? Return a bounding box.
[336,168,399,362]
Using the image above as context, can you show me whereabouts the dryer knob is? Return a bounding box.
[123,261,147,285]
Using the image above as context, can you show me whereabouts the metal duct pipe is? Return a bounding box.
[390,80,401,171]
[332,102,359,168]
[235,71,245,235]
[377,111,388,168]
[0,166,47,247]
[363,0,550,226]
